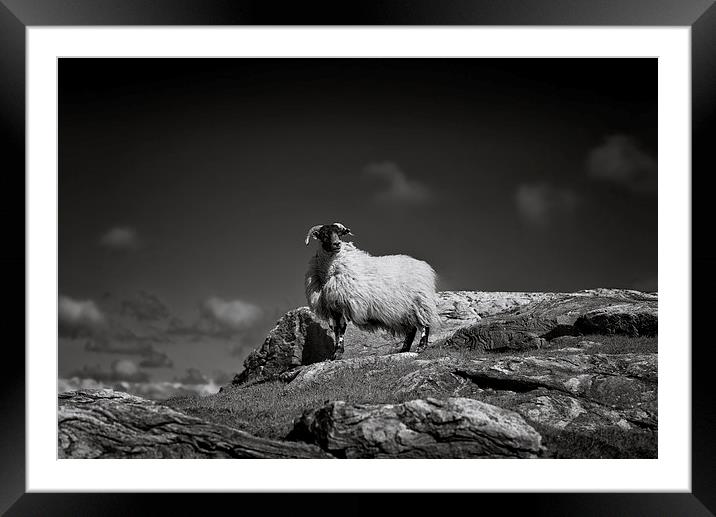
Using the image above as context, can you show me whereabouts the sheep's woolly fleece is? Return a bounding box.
[305,242,439,337]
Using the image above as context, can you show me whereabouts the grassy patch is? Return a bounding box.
[572,334,658,354]
[529,421,658,459]
[165,360,424,440]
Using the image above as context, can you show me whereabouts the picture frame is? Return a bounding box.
[3,0,714,514]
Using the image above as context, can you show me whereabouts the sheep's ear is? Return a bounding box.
[333,222,353,236]
[305,224,323,246]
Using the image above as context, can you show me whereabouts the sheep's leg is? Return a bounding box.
[331,312,347,360]
[416,326,430,350]
[400,327,418,353]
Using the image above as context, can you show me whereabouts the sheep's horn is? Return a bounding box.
[305,224,323,246]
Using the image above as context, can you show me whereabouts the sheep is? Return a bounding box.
[304,222,438,360]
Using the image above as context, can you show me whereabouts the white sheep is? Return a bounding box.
[304,222,439,359]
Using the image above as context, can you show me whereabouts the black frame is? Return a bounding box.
[3,0,714,514]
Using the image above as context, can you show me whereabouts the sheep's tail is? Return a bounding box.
[415,272,440,330]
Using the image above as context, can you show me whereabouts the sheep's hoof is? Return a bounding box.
[398,346,412,353]
[332,349,344,360]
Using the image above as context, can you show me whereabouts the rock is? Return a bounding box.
[440,289,658,351]
[232,289,657,387]
[288,398,543,458]
[437,291,561,320]
[456,353,657,412]
[504,391,657,432]
[281,354,477,398]
[58,389,332,459]
[283,353,419,390]
[233,308,335,386]
[301,353,658,434]
[393,359,476,398]
[444,324,547,352]
[574,304,658,336]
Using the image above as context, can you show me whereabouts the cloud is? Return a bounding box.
[62,289,175,348]
[165,298,264,341]
[112,359,143,380]
[586,135,657,193]
[363,162,433,204]
[515,183,579,228]
[58,295,105,338]
[68,359,149,383]
[99,226,139,250]
[84,339,173,368]
[198,297,262,334]
[121,291,171,322]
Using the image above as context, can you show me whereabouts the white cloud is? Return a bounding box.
[363,161,433,204]
[515,183,578,228]
[112,359,141,379]
[199,297,262,333]
[58,295,105,337]
[100,226,139,250]
[586,135,657,193]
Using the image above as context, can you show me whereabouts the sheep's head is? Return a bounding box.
[305,223,353,253]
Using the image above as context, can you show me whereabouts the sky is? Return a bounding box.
[58,58,657,392]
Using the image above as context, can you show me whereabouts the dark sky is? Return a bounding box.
[58,58,657,384]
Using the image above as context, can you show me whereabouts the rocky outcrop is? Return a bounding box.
[441,289,657,352]
[233,289,657,386]
[232,308,335,386]
[480,389,656,433]
[288,397,543,458]
[572,303,658,337]
[60,289,658,460]
[58,389,332,459]
[279,351,657,435]
[456,354,657,404]
[456,354,657,432]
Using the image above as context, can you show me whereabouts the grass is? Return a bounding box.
[569,334,658,354]
[530,421,658,459]
[166,360,424,440]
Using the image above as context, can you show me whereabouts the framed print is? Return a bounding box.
[3,0,714,514]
